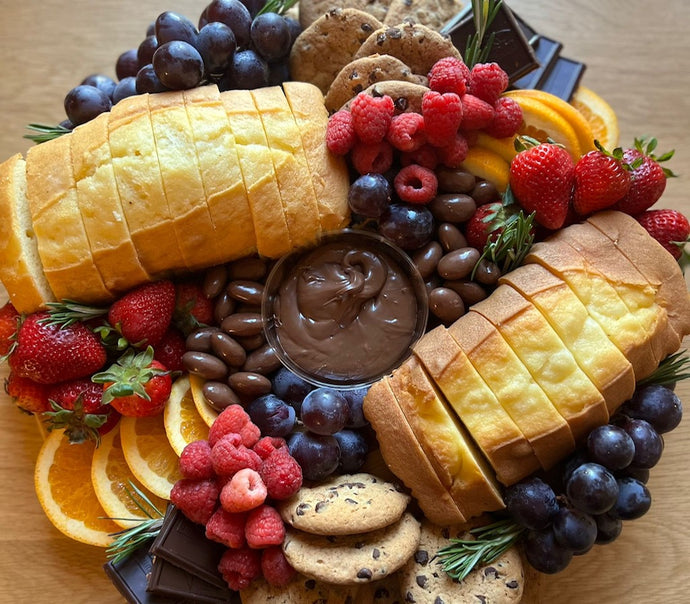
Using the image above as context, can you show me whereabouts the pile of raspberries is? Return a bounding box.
[326,57,522,204]
[170,404,303,590]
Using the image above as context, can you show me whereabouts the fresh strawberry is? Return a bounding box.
[5,373,51,414]
[153,327,187,372]
[509,141,574,230]
[465,201,505,250]
[108,280,176,347]
[572,144,631,215]
[44,378,120,443]
[8,312,107,384]
[93,346,172,417]
[174,280,214,335]
[636,209,690,260]
[0,301,19,356]
[613,137,675,215]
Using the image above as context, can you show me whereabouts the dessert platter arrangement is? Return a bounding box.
[1,0,689,602]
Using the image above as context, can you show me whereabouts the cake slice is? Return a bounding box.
[499,263,635,414]
[250,86,321,249]
[182,85,257,261]
[471,285,609,442]
[221,89,292,258]
[388,356,505,519]
[525,239,658,380]
[550,221,675,365]
[363,377,467,525]
[148,91,222,270]
[586,210,690,342]
[281,81,350,233]
[25,134,112,303]
[71,112,151,294]
[448,312,576,470]
[0,153,55,312]
[413,325,541,485]
[108,94,186,275]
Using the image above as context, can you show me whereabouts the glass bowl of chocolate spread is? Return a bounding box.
[262,229,428,388]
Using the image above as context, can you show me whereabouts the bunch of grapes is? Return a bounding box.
[245,366,372,482]
[504,383,682,574]
[63,0,300,127]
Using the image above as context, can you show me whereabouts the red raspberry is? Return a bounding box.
[261,546,296,587]
[170,478,219,525]
[394,164,438,204]
[208,404,260,448]
[469,62,509,103]
[460,94,495,130]
[400,144,439,170]
[152,327,186,372]
[386,112,426,152]
[218,547,261,591]
[437,132,470,168]
[244,504,285,548]
[422,90,463,147]
[252,436,288,460]
[211,432,262,476]
[326,110,356,155]
[259,449,303,500]
[350,140,394,175]
[205,508,247,548]
[179,439,215,480]
[220,467,268,512]
[485,96,523,138]
[428,56,470,96]
[349,92,395,144]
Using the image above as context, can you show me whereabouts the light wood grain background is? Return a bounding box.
[0,1,689,602]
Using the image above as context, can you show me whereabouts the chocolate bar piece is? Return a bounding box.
[148,557,239,604]
[103,546,194,604]
[540,56,587,101]
[149,505,228,589]
[441,2,539,83]
[512,35,563,90]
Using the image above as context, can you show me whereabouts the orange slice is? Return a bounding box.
[474,132,519,164]
[509,94,582,160]
[164,375,210,456]
[570,85,620,150]
[505,89,595,155]
[91,424,168,529]
[34,429,121,547]
[460,146,511,192]
[119,413,183,499]
[189,373,219,428]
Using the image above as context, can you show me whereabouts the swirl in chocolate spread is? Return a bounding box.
[271,241,420,383]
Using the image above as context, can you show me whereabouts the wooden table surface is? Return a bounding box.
[0,1,689,602]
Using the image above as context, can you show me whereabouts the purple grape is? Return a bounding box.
[64,85,112,126]
[566,462,619,515]
[613,477,652,520]
[272,367,313,411]
[594,510,622,544]
[300,388,349,436]
[250,13,291,61]
[246,394,296,437]
[153,41,205,90]
[342,387,369,428]
[137,35,159,66]
[284,15,302,45]
[621,384,682,434]
[240,0,266,16]
[135,64,168,94]
[288,431,340,481]
[112,77,138,104]
[504,476,559,530]
[116,49,140,80]
[552,507,597,554]
[81,74,117,100]
[206,0,252,48]
[334,429,369,473]
[618,416,664,469]
[267,59,290,86]
[197,21,237,76]
[523,528,573,574]
[155,11,199,46]
[586,424,635,470]
[348,173,392,218]
[378,203,434,250]
[220,49,268,90]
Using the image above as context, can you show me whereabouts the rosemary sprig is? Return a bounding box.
[105,481,166,564]
[24,123,71,144]
[436,518,525,582]
[637,350,690,387]
[258,0,299,16]
[42,299,109,328]
[464,0,503,68]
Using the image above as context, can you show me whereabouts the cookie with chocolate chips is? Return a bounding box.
[239,574,362,603]
[289,8,384,94]
[340,80,430,114]
[278,472,411,536]
[383,0,466,31]
[399,519,524,603]
[298,0,394,30]
[282,512,421,585]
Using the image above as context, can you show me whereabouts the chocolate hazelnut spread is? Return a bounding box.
[265,233,426,385]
